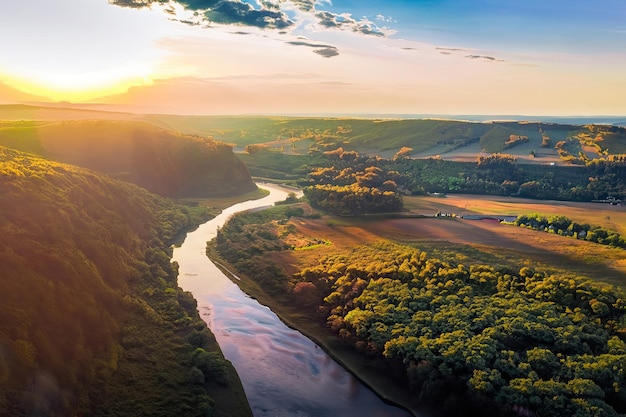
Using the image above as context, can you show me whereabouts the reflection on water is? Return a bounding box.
[173,184,413,417]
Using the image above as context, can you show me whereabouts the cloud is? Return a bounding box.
[315,11,386,36]
[466,54,503,62]
[313,48,339,58]
[287,40,339,58]
[435,47,503,62]
[436,47,464,54]
[205,2,292,29]
[111,0,391,36]
[375,14,395,24]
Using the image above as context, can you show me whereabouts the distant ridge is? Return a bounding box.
[1,104,624,126]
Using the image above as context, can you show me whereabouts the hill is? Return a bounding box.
[144,115,626,165]
[2,105,625,166]
[0,147,251,417]
[0,117,256,198]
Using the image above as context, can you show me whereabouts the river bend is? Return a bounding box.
[172,183,412,417]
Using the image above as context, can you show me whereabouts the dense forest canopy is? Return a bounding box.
[239,147,626,202]
[302,148,404,215]
[0,146,250,417]
[0,119,256,198]
[214,204,626,417]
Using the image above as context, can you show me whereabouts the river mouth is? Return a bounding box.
[172,183,413,417]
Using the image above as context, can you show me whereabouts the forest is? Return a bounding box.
[214,202,626,417]
[0,147,251,417]
[240,147,626,203]
[0,119,256,198]
[302,147,404,215]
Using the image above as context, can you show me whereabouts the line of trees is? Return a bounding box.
[513,214,626,249]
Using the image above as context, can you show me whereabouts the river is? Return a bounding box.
[172,183,413,417]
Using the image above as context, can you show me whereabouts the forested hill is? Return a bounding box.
[0,119,256,198]
[0,147,251,417]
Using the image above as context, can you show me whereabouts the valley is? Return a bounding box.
[1,106,625,417]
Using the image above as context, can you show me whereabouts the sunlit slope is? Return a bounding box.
[0,119,256,198]
[0,104,144,122]
[3,105,624,163]
[148,115,626,160]
[0,147,251,417]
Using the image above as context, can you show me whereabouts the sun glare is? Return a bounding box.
[2,67,154,102]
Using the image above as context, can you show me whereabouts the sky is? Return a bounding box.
[0,0,624,116]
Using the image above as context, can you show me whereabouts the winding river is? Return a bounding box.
[172,183,413,417]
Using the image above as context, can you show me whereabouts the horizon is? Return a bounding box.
[1,1,624,116]
[2,102,625,126]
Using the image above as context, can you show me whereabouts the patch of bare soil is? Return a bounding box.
[278,212,626,287]
[372,217,626,285]
[411,140,565,165]
[406,194,626,235]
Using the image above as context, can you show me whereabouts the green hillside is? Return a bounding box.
[0,147,251,417]
[0,119,256,198]
[148,115,626,162]
[2,106,624,165]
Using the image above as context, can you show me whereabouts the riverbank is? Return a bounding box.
[206,243,424,417]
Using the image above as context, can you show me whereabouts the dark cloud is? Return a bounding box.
[436,47,463,52]
[180,0,222,8]
[287,40,339,58]
[206,2,292,29]
[315,10,384,36]
[467,54,494,60]
[290,0,316,12]
[313,48,339,58]
[110,0,389,56]
[109,0,156,8]
[111,0,292,29]
[353,22,384,37]
[316,11,342,28]
[111,0,389,36]
[288,40,334,48]
[466,55,503,62]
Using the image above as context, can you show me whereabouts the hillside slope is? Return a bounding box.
[147,115,626,163]
[0,119,256,198]
[0,147,251,417]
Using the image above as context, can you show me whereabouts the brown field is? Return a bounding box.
[405,194,626,235]
[411,140,565,165]
[276,195,626,288]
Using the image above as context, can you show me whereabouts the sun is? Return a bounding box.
[0,0,174,103]
[2,66,155,102]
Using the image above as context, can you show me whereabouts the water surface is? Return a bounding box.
[173,183,413,417]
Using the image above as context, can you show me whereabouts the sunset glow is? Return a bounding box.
[1,67,154,103]
[1,0,624,115]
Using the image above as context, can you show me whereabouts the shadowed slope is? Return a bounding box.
[0,119,256,198]
[0,147,251,417]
